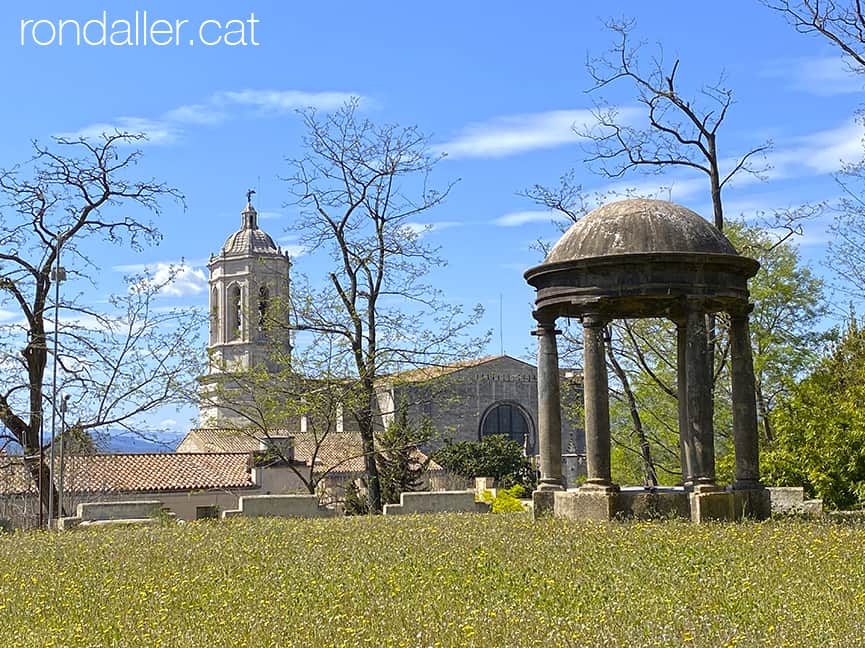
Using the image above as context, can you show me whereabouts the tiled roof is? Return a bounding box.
[0,453,254,495]
[179,429,440,474]
[179,429,367,473]
[385,356,503,384]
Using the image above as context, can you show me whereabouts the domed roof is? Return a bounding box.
[221,203,280,256]
[545,198,737,264]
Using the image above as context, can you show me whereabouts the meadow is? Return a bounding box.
[0,514,863,647]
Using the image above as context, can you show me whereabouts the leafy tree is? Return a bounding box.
[0,135,200,520]
[434,435,537,491]
[284,100,486,513]
[763,317,865,509]
[376,407,432,506]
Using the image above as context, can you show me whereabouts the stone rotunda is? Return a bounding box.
[524,198,771,522]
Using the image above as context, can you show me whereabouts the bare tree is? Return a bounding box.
[581,17,771,231]
[763,0,865,67]
[284,101,487,513]
[0,134,200,521]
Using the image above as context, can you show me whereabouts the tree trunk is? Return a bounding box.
[606,332,658,487]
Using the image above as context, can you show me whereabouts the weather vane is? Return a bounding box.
[246,188,256,204]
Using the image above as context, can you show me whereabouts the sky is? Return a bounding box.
[2,1,863,435]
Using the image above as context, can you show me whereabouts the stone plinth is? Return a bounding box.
[732,488,771,520]
[383,490,489,515]
[532,490,557,519]
[690,488,736,523]
[222,494,335,519]
[551,488,691,521]
[58,500,169,530]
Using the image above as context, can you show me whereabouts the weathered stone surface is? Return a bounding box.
[553,491,616,521]
[532,490,556,520]
[802,499,824,517]
[616,490,691,520]
[227,494,335,519]
[383,490,489,515]
[731,488,771,521]
[76,500,164,521]
[767,487,805,513]
[690,491,736,523]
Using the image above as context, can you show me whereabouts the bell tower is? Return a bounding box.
[199,192,291,426]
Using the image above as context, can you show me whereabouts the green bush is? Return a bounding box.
[433,434,536,490]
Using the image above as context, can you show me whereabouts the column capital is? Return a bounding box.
[728,303,755,319]
[581,313,608,329]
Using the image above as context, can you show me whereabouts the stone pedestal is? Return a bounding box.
[532,490,556,520]
[731,487,771,521]
[552,489,690,521]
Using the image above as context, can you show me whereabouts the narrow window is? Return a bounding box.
[258,285,269,333]
[210,287,219,344]
[228,284,242,341]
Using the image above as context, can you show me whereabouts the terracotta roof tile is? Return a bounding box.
[0,453,254,495]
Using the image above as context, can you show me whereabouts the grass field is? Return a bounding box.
[0,514,863,647]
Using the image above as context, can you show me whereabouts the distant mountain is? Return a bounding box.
[101,431,184,454]
[2,429,185,455]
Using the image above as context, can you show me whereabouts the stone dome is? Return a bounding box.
[545,198,737,264]
[221,203,280,256]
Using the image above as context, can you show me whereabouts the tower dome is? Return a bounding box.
[220,202,280,256]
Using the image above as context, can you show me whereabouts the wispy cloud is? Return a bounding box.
[492,210,569,227]
[402,221,462,236]
[217,90,359,113]
[763,119,865,179]
[58,117,179,145]
[437,107,640,159]
[762,55,863,96]
[60,89,364,145]
[114,261,208,297]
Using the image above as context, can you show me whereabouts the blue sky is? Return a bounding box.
[3,1,863,434]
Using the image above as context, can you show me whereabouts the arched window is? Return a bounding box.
[257,285,269,333]
[210,287,219,344]
[481,402,534,455]
[227,284,242,341]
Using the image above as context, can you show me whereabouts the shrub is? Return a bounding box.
[433,435,536,491]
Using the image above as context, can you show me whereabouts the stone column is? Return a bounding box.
[582,314,616,490]
[676,321,695,487]
[730,309,761,488]
[686,302,715,485]
[535,317,563,491]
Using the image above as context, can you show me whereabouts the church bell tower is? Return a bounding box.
[199,192,291,426]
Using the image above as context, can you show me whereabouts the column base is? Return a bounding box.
[537,480,565,492]
[580,480,620,493]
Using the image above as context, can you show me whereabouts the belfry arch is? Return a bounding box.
[524,199,770,522]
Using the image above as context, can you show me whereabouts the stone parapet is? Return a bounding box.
[221,494,335,519]
[383,490,490,515]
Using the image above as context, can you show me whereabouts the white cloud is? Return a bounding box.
[218,90,360,113]
[257,211,284,221]
[762,119,865,179]
[117,262,208,297]
[437,107,640,159]
[492,210,569,227]
[163,103,226,125]
[763,55,864,96]
[60,89,363,145]
[0,309,17,322]
[275,241,306,257]
[58,117,178,145]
